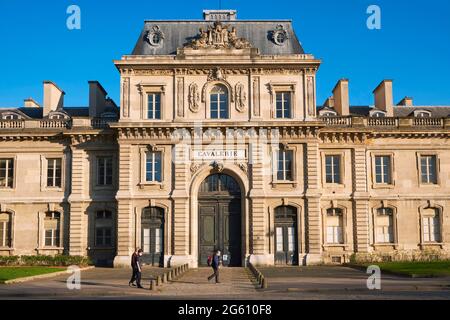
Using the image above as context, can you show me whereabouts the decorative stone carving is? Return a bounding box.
[122,77,130,118]
[238,163,248,175]
[177,78,184,117]
[252,77,260,117]
[190,163,205,175]
[270,25,288,46]
[188,83,200,113]
[207,67,227,81]
[186,21,252,49]
[235,82,246,113]
[306,76,316,116]
[211,161,224,173]
[146,25,164,47]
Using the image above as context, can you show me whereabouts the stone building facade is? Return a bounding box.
[0,10,449,267]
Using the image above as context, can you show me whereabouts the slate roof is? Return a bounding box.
[347,106,450,118]
[131,20,304,56]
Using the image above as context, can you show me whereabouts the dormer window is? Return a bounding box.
[321,111,337,117]
[2,113,21,120]
[48,112,69,120]
[372,112,386,118]
[414,110,431,118]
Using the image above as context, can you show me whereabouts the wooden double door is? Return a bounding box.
[198,174,242,267]
[141,207,164,267]
[274,206,299,266]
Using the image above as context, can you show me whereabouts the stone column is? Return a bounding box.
[170,143,191,266]
[304,141,322,264]
[352,147,370,253]
[248,140,269,265]
[68,146,87,256]
[114,143,134,267]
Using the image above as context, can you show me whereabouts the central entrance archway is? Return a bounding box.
[198,173,242,267]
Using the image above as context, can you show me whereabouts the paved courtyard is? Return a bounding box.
[0,266,449,299]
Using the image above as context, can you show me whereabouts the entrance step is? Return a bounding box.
[159,267,257,298]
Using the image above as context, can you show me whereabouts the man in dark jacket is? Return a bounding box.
[129,248,144,288]
[207,250,221,283]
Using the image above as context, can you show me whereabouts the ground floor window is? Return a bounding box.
[376,208,394,243]
[0,212,11,247]
[326,208,344,244]
[95,210,113,247]
[422,208,441,243]
[44,212,60,247]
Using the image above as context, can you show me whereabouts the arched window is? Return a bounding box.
[210,84,228,119]
[0,212,12,247]
[95,210,113,247]
[422,208,441,243]
[326,208,344,244]
[372,112,386,118]
[2,113,21,120]
[375,208,394,243]
[44,212,61,247]
[414,110,432,118]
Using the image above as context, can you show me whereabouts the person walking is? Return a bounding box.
[129,248,139,287]
[207,250,221,284]
[129,248,144,289]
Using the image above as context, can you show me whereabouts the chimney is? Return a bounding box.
[332,79,349,116]
[89,81,108,117]
[397,96,413,106]
[323,97,334,108]
[43,81,65,116]
[24,97,40,108]
[373,80,394,116]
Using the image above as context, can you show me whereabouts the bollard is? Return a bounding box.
[150,279,157,291]
[162,273,167,283]
[156,275,162,286]
[174,268,178,277]
[262,277,268,289]
[167,271,172,281]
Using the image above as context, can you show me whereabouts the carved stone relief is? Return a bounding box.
[188,83,200,113]
[122,77,130,118]
[235,82,246,113]
[177,78,185,117]
[306,76,316,116]
[252,77,260,117]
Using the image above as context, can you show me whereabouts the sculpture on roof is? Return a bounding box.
[186,21,251,49]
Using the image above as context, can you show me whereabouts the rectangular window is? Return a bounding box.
[46,158,62,188]
[375,156,392,184]
[276,92,292,119]
[143,228,150,253]
[44,212,60,247]
[276,150,293,181]
[276,227,283,252]
[423,216,440,242]
[147,93,161,119]
[210,93,228,119]
[287,227,295,252]
[420,155,437,184]
[0,221,10,247]
[325,155,341,184]
[95,210,113,247]
[146,151,162,182]
[0,159,14,188]
[97,157,113,186]
[154,228,162,254]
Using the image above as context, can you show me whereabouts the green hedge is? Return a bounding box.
[0,255,92,267]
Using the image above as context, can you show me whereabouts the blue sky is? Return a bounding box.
[0,0,449,108]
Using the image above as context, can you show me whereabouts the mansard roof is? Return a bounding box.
[131,20,304,56]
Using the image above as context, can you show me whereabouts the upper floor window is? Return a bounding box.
[276,92,292,119]
[276,149,293,181]
[146,151,162,182]
[47,158,62,188]
[375,155,392,184]
[326,208,344,244]
[2,114,21,120]
[95,210,113,247]
[422,208,441,243]
[420,155,437,184]
[210,85,228,119]
[415,111,431,118]
[325,155,341,184]
[0,159,14,189]
[0,212,11,247]
[147,93,161,120]
[97,157,113,186]
[372,112,386,118]
[44,212,60,247]
[376,208,394,243]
